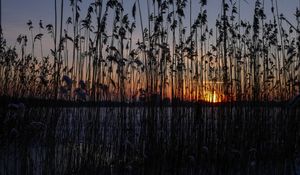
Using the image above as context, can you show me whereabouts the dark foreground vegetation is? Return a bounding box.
[1,0,300,174]
[1,0,300,102]
[0,105,300,175]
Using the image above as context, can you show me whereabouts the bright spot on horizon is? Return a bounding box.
[204,90,221,103]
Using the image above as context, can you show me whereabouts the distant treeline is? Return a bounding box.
[0,95,293,108]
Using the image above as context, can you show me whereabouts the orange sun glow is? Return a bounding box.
[204,91,222,103]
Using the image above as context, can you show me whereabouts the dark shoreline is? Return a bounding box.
[0,95,293,108]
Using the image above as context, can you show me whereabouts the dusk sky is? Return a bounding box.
[2,0,300,52]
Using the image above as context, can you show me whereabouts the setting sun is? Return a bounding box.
[204,90,221,103]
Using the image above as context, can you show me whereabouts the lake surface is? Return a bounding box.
[0,106,299,175]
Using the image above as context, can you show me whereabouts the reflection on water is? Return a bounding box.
[0,106,299,175]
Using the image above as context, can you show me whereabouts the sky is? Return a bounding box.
[2,0,300,54]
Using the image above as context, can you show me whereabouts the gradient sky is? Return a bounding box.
[2,0,300,53]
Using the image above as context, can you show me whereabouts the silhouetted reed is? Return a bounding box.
[1,0,300,103]
[0,106,299,174]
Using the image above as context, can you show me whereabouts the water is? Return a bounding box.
[0,106,299,175]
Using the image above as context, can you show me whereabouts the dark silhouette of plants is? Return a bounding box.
[0,0,300,103]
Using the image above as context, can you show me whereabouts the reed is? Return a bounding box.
[0,0,300,103]
[0,105,299,174]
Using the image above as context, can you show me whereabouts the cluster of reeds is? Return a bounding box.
[0,0,300,102]
[0,106,299,174]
